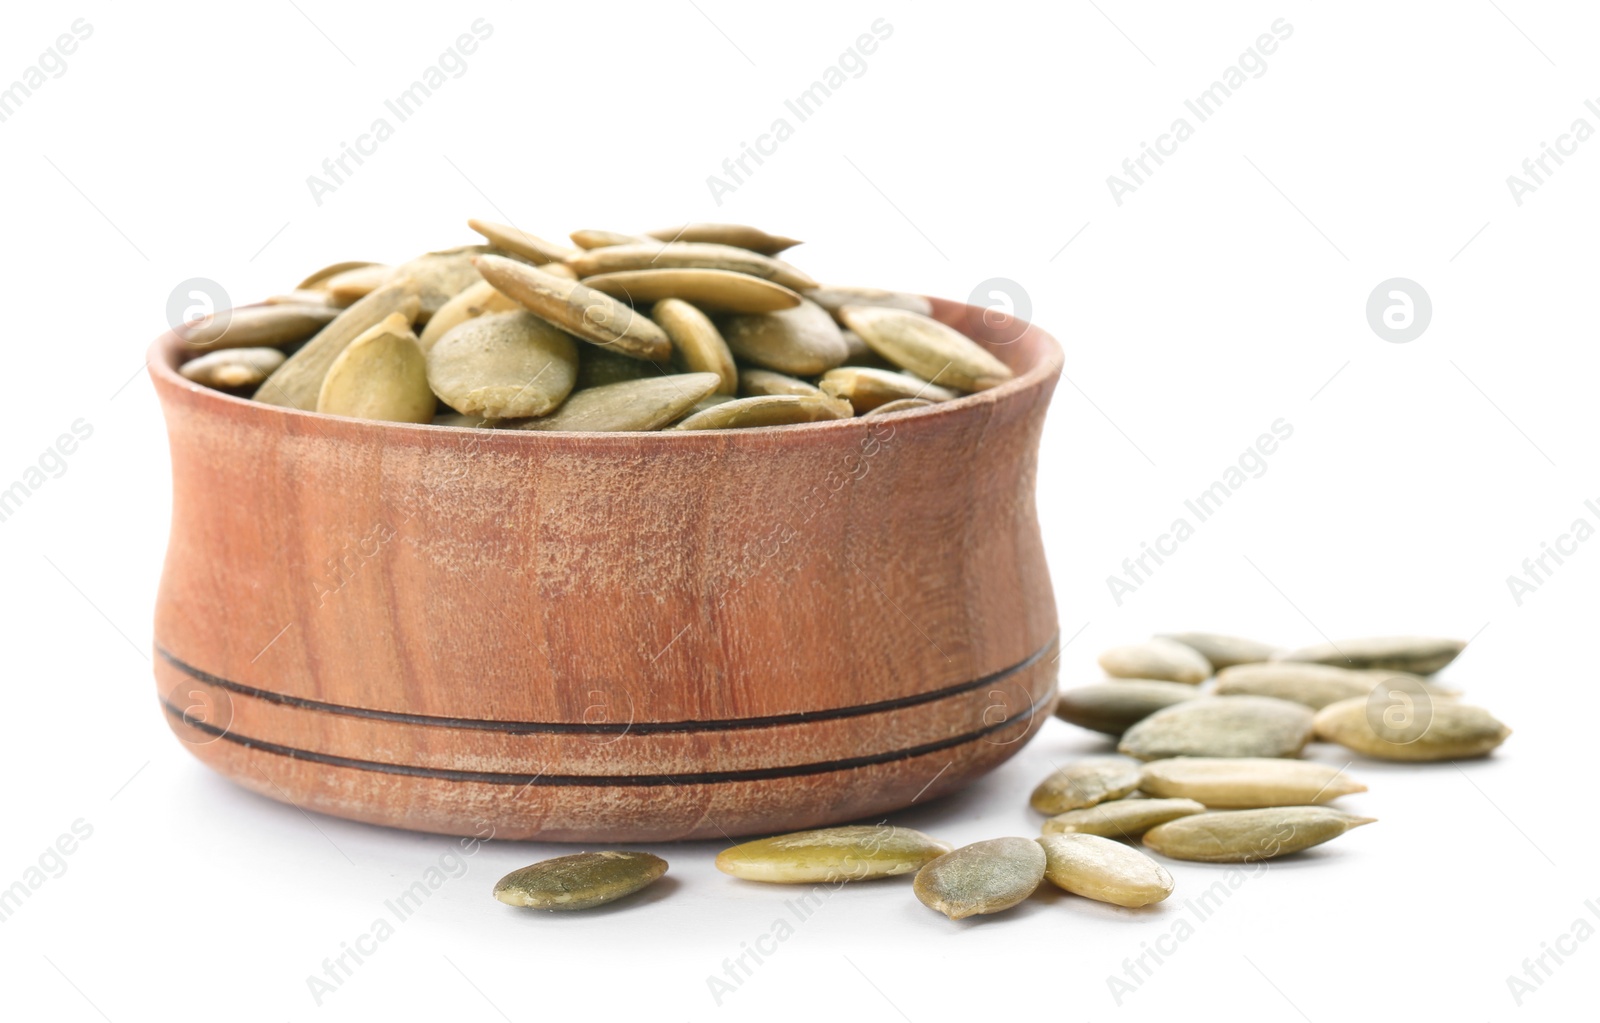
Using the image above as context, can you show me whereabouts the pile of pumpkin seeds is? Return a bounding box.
[178,220,1014,431]
[491,631,1510,919]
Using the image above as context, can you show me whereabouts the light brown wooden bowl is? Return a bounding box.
[149,297,1063,841]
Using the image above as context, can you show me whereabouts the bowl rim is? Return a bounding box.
[147,295,1064,443]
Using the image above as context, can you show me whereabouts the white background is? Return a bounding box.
[1,2,1594,1020]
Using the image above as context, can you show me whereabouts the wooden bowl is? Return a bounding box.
[149,297,1063,841]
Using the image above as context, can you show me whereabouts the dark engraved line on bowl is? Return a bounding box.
[160,685,1056,787]
[155,632,1057,735]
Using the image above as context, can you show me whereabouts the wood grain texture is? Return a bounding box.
[148,297,1064,841]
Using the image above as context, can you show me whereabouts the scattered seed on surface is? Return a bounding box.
[1098,638,1212,684]
[1138,757,1367,808]
[912,837,1046,920]
[715,826,951,883]
[1143,807,1375,863]
[1117,696,1315,761]
[1037,833,1174,907]
[1276,636,1467,675]
[1313,697,1510,761]
[1041,798,1207,839]
[493,851,668,911]
[1158,632,1278,669]
[1030,756,1143,815]
[1054,680,1203,736]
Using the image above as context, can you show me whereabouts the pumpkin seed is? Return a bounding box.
[865,398,934,416]
[493,851,667,911]
[646,223,802,255]
[509,373,720,432]
[178,303,339,351]
[316,313,435,424]
[474,255,671,362]
[392,247,489,323]
[820,366,958,413]
[576,347,660,390]
[714,825,951,883]
[1054,680,1203,736]
[266,289,350,309]
[179,347,286,389]
[1313,696,1510,761]
[571,228,655,249]
[1143,807,1375,863]
[539,261,578,280]
[1214,662,1454,710]
[719,299,849,375]
[1158,632,1278,669]
[1138,757,1367,808]
[1098,639,1212,684]
[254,278,422,410]
[323,263,395,303]
[912,837,1046,920]
[418,280,521,351]
[671,393,851,431]
[569,242,816,291]
[652,298,737,394]
[432,412,493,428]
[1037,834,1174,907]
[467,217,575,264]
[580,269,802,313]
[839,328,893,368]
[838,305,1014,392]
[810,285,933,322]
[738,368,823,398]
[1041,798,1207,839]
[295,260,382,292]
[1029,756,1142,815]
[426,310,578,419]
[1117,696,1315,761]
[1276,635,1467,675]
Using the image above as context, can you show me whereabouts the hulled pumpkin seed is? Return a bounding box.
[1138,757,1367,808]
[1214,662,1452,710]
[912,837,1046,920]
[719,299,849,375]
[1117,696,1315,761]
[672,393,851,431]
[714,826,951,883]
[467,217,576,264]
[493,851,667,911]
[580,269,802,313]
[865,398,934,416]
[418,279,520,350]
[1041,798,1207,839]
[645,223,802,255]
[425,310,578,419]
[1276,635,1467,675]
[323,263,395,303]
[576,347,660,390]
[474,255,671,362]
[737,368,823,398]
[254,278,422,410]
[179,347,286,389]
[652,298,737,394]
[510,373,720,432]
[538,261,578,280]
[1029,756,1142,814]
[810,285,933,321]
[820,366,957,413]
[569,242,816,291]
[295,259,382,292]
[178,303,339,351]
[1053,680,1203,736]
[1313,696,1511,761]
[315,313,435,424]
[1143,807,1375,863]
[1037,834,1174,907]
[392,247,489,323]
[838,305,1014,392]
[839,328,893,368]
[432,412,493,428]
[570,228,655,249]
[1158,632,1278,669]
[266,289,350,309]
[1098,638,1212,684]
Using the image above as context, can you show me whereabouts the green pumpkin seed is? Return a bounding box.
[266,289,351,309]
[1117,697,1315,761]
[178,303,339,351]
[1313,697,1510,761]
[820,366,957,413]
[714,825,951,883]
[509,373,720,432]
[254,278,422,410]
[392,247,489,323]
[467,217,576,264]
[1029,755,1142,815]
[316,313,435,424]
[652,298,737,394]
[671,393,851,431]
[418,279,521,351]
[1054,680,1203,736]
[1041,798,1207,839]
[493,851,667,911]
[570,228,655,249]
[569,242,816,291]
[580,269,801,313]
[1276,635,1467,675]
[645,223,802,255]
[432,412,494,428]
[179,347,286,389]
[1214,662,1454,710]
[864,398,934,416]
[474,255,671,362]
[1037,834,1174,907]
[1158,632,1278,669]
[810,285,933,322]
[576,347,660,390]
[837,305,1013,392]
[719,299,848,375]
[1143,807,1375,863]
[1138,757,1367,808]
[1099,639,1212,684]
[912,837,1046,920]
[323,263,395,303]
[426,310,578,419]
[737,368,823,398]
[295,260,382,292]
